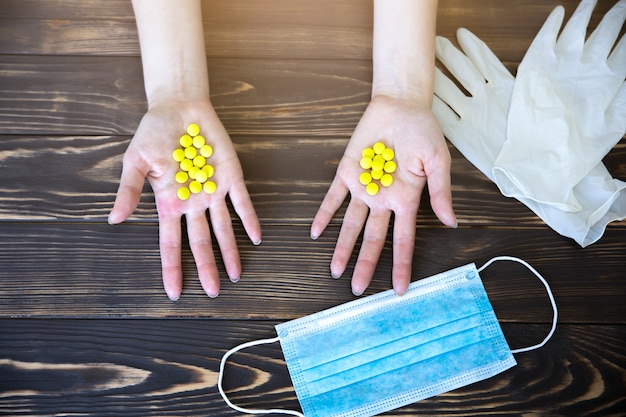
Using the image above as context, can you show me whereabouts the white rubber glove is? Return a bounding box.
[433,28,626,247]
[493,0,626,212]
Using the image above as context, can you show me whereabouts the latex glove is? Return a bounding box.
[492,0,626,212]
[433,28,626,247]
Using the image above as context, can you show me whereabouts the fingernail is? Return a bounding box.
[352,287,364,297]
[331,271,342,279]
[168,294,180,302]
[310,233,319,240]
[253,239,262,246]
[208,291,220,299]
[230,276,240,283]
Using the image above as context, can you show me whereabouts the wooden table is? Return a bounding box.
[1,0,624,415]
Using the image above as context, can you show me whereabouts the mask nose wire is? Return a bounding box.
[218,336,305,417]
[478,256,558,354]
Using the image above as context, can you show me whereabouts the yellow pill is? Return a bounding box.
[362,147,375,159]
[195,169,208,183]
[172,148,185,162]
[186,123,200,137]
[200,144,213,158]
[179,134,193,148]
[202,164,215,178]
[359,171,372,185]
[360,157,373,170]
[180,159,193,172]
[204,180,217,194]
[175,171,189,184]
[373,142,386,155]
[193,155,206,168]
[177,187,190,201]
[371,155,385,171]
[366,182,379,196]
[384,160,397,173]
[188,166,199,180]
[371,169,383,180]
[192,135,206,148]
[382,148,395,161]
[189,180,203,194]
[380,173,394,187]
[184,146,197,159]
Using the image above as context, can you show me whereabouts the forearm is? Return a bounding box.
[372,0,438,107]
[132,0,209,106]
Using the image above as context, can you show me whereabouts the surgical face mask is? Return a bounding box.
[218,256,557,417]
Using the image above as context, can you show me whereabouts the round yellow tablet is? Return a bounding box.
[180,159,193,172]
[177,187,190,200]
[359,171,372,185]
[384,160,397,174]
[373,142,386,155]
[200,144,213,158]
[186,123,200,137]
[189,180,203,194]
[195,169,208,183]
[204,180,217,194]
[184,146,197,159]
[192,135,206,148]
[172,148,185,162]
[360,157,373,170]
[202,164,214,178]
[371,169,383,180]
[380,173,394,187]
[382,148,394,161]
[362,147,375,159]
[179,134,193,148]
[193,155,206,168]
[174,171,189,184]
[371,155,385,171]
[188,166,199,180]
[365,182,379,196]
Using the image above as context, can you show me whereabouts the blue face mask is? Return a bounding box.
[218,256,557,417]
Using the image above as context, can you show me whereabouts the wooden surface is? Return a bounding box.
[0,0,625,415]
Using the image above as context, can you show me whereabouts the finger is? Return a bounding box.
[230,181,262,245]
[555,0,596,55]
[425,152,457,228]
[531,5,565,52]
[391,209,418,296]
[585,0,626,60]
[456,28,513,85]
[330,197,368,279]
[607,28,626,77]
[311,177,349,240]
[159,213,184,301]
[435,35,485,99]
[209,202,242,283]
[108,152,148,225]
[433,68,470,120]
[351,209,391,296]
[187,210,221,298]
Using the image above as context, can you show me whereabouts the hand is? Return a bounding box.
[108,98,261,300]
[311,95,457,296]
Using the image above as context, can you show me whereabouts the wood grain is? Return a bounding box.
[1,320,624,416]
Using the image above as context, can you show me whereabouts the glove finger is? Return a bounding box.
[433,67,471,119]
[528,5,565,54]
[555,0,596,55]
[608,31,626,78]
[456,28,513,85]
[435,35,486,99]
[605,81,626,136]
[584,0,626,60]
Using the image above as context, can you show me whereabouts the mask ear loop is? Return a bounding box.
[478,256,558,354]
[218,336,305,417]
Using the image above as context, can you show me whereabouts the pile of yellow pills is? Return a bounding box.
[172,123,216,200]
[359,141,396,196]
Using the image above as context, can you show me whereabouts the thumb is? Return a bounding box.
[108,150,149,225]
[425,156,458,228]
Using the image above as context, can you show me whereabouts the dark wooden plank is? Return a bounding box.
[1,319,624,415]
[0,0,621,60]
[1,133,624,226]
[0,223,624,323]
